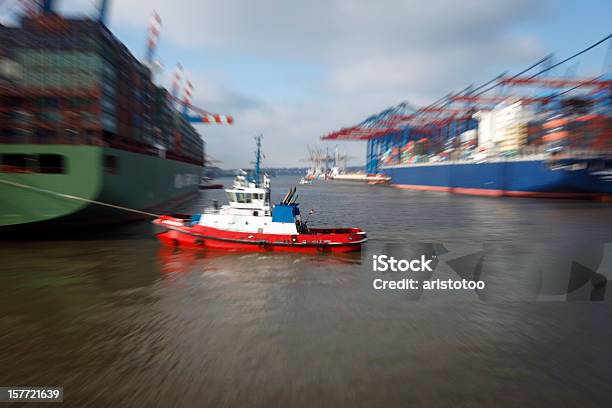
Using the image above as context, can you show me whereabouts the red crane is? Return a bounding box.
[449,95,553,104]
[498,76,612,89]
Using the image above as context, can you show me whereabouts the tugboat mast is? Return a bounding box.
[254,134,263,186]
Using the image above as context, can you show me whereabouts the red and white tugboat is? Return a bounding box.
[153,137,367,253]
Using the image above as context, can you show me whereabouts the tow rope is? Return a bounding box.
[0,178,162,218]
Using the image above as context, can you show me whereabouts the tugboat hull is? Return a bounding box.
[153,217,367,253]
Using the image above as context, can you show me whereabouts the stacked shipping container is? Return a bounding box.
[0,15,203,166]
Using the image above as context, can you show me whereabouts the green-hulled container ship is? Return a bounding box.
[0,4,213,230]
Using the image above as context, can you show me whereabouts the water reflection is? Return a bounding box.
[157,245,362,283]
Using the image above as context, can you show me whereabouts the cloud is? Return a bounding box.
[186,73,261,113]
[96,0,545,58]
[51,0,551,167]
[200,98,374,169]
[328,32,545,101]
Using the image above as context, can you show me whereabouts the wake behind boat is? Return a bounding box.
[153,137,367,252]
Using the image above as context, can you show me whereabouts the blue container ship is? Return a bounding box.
[377,103,612,199]
[323,68,612,199]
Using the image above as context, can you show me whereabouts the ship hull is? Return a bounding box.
[0,144,201,230]
[153,217,367,253]
[382,158,612,199]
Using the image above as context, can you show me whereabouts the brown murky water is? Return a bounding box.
[1,176,612,407]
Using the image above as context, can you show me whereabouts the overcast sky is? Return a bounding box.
[6,0,612,167]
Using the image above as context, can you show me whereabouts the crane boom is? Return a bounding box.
[499,76,612,88]
[167,93,234,125]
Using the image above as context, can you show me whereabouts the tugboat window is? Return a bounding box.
[39,154,65,174]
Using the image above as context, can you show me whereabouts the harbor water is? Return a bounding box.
[1,175,612,407]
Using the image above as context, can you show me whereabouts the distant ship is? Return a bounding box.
[0,5,227,230]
